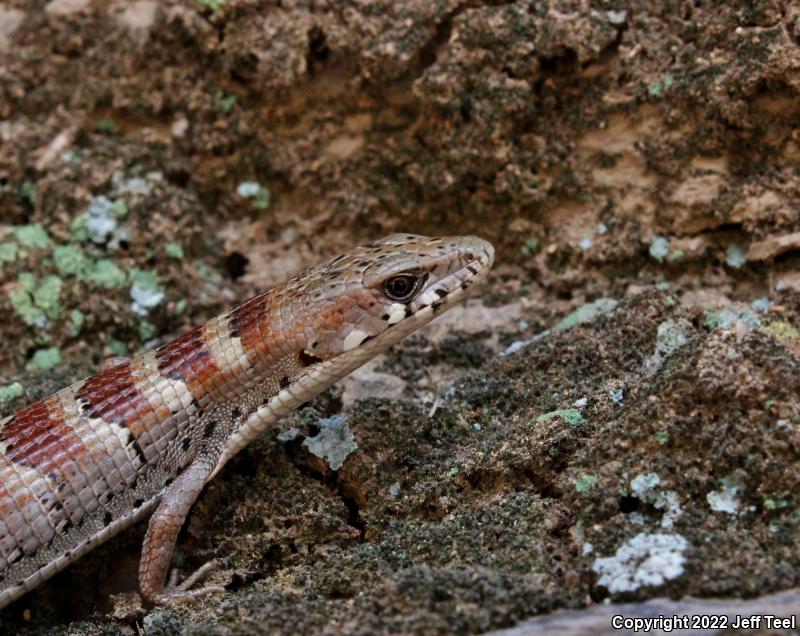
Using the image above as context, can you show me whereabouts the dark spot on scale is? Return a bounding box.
[261,396,271,406]
[113,416,127,427]
[230,326,240,338]
[432,302,443,314]
[404,307,413,318]
[434,288,447,298]
[461,282,470,290]
[103,511,113,525]
[204,420,217,438]
[299,350,322,367]
[182,438,191,452]
[280,376,290,389]
[232,406,242,418]
[467,265,479,276]
[311,341,318,348]
[135,498,145,507]
[79,401,91,413]
[130,438,148,466]
[381,314,390,321]
[57,482,68,493]
[9,552,22,565]
[165,477,174,487]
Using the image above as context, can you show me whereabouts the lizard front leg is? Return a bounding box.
[138,457,224,605]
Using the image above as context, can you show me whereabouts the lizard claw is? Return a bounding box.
[156,560,225,606]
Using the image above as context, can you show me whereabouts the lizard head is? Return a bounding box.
[294,233,494,361]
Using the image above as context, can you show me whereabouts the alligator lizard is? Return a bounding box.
[0,233,494,609]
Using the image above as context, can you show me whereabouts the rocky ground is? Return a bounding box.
[0,0,799,634]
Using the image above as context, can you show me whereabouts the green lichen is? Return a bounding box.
[128,268,162,290]
[655,431,670,445]
[8,285,44,326]
[18,272,37,292]
[215,91,237,112]
[703,310,721,330]
[90,259,126,288]
[521,237,540,256]
[70,309,85,337]
[0,242,18,262]
[96,118,117,133]
[536,408,586,429]
[575,473,598,494]
[237,181,271,210]
[648,74,673,98]
[14,224,51,249]
[32,275,63,320]
[553,299,617,332]
[760,321,799,342]
[6,269,62,327]
[53,244,93,277]
[166,242,184,259]
[111,199,128,217]
[763,497,789,511]
[0,382,23,402]
[69,214,90,241]
[107,338,129,356]
[198,0,225,12]
[138,321,156,340]
[18,180,36,205]
[27,347,62,370]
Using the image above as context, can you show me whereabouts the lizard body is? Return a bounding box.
[0,233,494,608]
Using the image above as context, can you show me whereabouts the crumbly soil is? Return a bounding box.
[0,1,799,634]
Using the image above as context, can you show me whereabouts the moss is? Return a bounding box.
[27,347,62,370]
[8,286,44,326]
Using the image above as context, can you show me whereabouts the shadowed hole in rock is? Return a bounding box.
[223,251,249,281]
[618,495,641,514]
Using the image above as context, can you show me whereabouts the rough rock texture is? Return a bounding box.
[0,0,799,634]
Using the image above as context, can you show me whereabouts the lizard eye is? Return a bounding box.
[383,272,426,302]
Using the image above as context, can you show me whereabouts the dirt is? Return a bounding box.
[0,0,799,634]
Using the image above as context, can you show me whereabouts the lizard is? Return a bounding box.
[0,233,494,609]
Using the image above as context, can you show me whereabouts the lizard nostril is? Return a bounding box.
[464,252,475,262]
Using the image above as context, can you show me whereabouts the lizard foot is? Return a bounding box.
[155,560,225,606]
